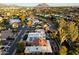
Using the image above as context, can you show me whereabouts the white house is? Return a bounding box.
[9,19,20,25]
[32,19,40,25]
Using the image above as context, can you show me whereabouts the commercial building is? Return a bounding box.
[25,29,52,54]
[26,32,46,42]
[27,29,46,42]
[24,40,52,54]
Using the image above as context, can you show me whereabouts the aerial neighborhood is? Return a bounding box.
[0,3,79,55]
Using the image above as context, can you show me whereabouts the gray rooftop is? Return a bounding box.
[0,30,13,40]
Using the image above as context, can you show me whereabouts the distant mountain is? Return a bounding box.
[37,3,49,7]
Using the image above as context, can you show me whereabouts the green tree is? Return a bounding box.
[16,41,25,53]
[57,17,67,44]
[67,22,78,42]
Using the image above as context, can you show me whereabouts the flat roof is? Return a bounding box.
[27,32,46,42]
[1,30,13,39]
[24,40,52,53]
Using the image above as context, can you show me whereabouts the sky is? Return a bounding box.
[0,0,79,7]
[15,3,79,7]
[0,0,79,3]
[1,3,79,7]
